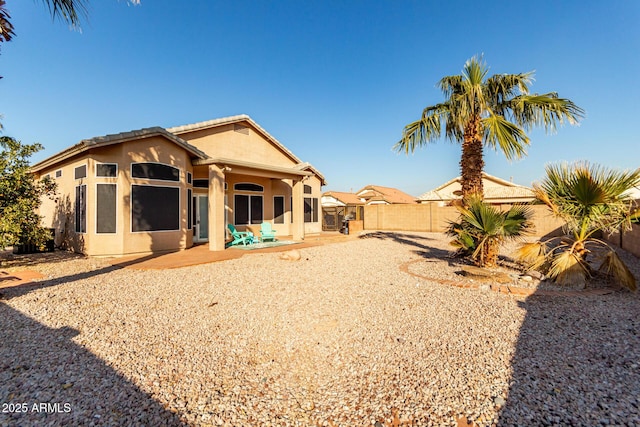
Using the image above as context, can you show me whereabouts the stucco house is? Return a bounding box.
[417,172,535,206]
[31,115,325,257]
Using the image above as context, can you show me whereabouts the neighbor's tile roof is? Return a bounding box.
[322,191,364,205]
[356,185,417,204]
[417,172,534,201]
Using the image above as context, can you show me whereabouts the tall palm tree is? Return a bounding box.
[518,162,640,290]
[395,56,584,202]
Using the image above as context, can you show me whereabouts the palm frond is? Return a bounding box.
[548,250,589,287]
[508,93,584,132]
[394,103,450,154]
[599,251,637,291]
[37,0,89,28]
[516,241,549,271]
[482,114,530,160]
[0,0,15,43]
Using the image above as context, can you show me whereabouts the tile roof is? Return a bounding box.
[322,191,364,205]
[417,172,534,202]
[356,185,417,204]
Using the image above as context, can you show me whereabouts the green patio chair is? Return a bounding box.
[259,222,277,242]
[227,224,254,247]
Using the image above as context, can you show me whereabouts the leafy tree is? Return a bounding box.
[447,196,534,268]
[395,56,584,202]
[0,136,56,249]
[517,162,640,290]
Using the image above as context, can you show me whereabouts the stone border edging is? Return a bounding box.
[399,259,616,297]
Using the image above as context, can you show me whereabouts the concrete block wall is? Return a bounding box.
[363,203,565,237]
[605,224,640,258]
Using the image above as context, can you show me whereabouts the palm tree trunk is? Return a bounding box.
[460,115,485,203]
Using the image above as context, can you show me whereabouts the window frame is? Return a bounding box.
[273,195,285,224]
[95,183,117,234]
[96,163,118,178]
[74,164,87,180]
[130,162,180,182]
[130,184,181,233]
[75,184,87,234]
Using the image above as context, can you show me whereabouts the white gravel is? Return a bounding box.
[1,231,639,426]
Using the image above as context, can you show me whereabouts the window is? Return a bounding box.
[304,184,312,194]
[131,162,179,182]
[304,197,319,223]
[187,172,192,185]
[187,189,192,229]
[74,165,87,179]
[234,183,263,192]
[96,184,116,233]
[55,169,62,178]
[75,185,86,233]
[96,163,117,177]
[234,194,263,225]
[131,185,180,232]
[274,196,285,224]
[193,179,209,188]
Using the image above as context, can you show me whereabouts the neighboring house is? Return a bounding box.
[32,115,325,256]
[320,191,365,231]
[355,185,417,205]
[417,172,535,206]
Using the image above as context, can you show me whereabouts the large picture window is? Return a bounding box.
[96,184,116,233]
[131,162,180,182]
[234,194,263,225]
[75,185,86,233]
[274,196,285,224]
[131,185,180,232]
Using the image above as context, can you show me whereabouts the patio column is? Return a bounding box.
[292,178,305,241]
[208,164,226,251]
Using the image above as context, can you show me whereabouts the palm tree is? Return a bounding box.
[395,56,584,202]
[517,162,640,290]
[447,196,534,268]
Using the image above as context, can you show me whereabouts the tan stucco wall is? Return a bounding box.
[176,122,296,168]
[37,136,194,256]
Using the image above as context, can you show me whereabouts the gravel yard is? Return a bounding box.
[1,232,639,426]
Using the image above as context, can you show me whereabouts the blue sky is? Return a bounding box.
[1,0,638,196]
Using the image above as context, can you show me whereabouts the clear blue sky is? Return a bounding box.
[1,0,638,196]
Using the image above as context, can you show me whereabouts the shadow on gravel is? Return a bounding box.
[0,251,164,301]
[0,302,186,426]
[498,292,640,425]
[360,231,454,260]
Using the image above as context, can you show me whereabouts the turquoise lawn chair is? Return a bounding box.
[260,222,277,242]
[227,224,254,247]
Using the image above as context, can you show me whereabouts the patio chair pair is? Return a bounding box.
[227,223,277,247]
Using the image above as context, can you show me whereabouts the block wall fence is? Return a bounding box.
[362,203,640,258]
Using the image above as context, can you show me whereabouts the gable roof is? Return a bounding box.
[31,127,208,173]
[322,191,364,205]
[167,114,326,185]
[356,185,417,204]
[417,172,534,202]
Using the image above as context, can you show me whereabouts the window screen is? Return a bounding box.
[75,165,87,179]
[131,185,180,231]
[96,164,117,177]
[187,189,192,229]
[97,184,116,233]
[304,184,312,194]
[75,185,86,233]
[193,179,209,188]
[234,183,263,192]
[234,194,263,225]
[132,163,180,181]
[304,197,312,223]
[274,196,285,224]
[313,198,318,222]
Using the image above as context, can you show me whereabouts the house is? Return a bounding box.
[320,191,365,231]
[417,172,535,206]
[355,185,417,205]
[31,115,326,256]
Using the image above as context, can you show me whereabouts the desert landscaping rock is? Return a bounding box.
[1,232,639,426]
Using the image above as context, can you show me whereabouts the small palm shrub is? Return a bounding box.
[517,162,640,290]
[447,196,534,268]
